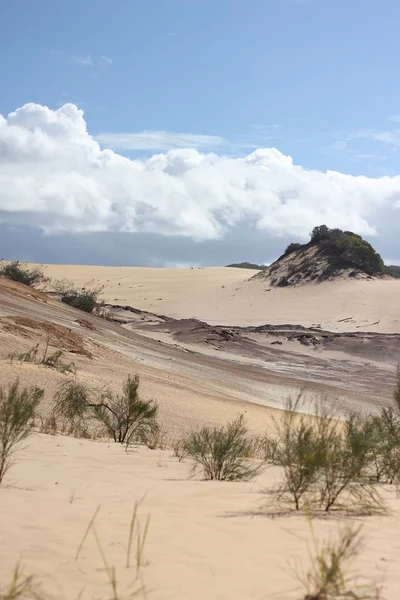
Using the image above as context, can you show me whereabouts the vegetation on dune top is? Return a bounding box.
[252,225,392,286]
[227,225,398,284]
[226,261,266,270]
[307,225,386,276]
[386,264,400,278]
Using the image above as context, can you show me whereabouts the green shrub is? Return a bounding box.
[61,289,99,313]
[92,375,158,445]
[308,225,385,276]
[272,397,383,513]
[283,242,303,256]
[0,261,47,287]
[52,375,158,446]
[0,380,43,483]
[182,414,262,481]
[226,262,265,270]
[273,397,323,510]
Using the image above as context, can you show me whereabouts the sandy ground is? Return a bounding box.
[39,264,400,332]
[1,269,400,598]
[1,434,400,600]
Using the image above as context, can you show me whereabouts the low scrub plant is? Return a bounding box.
[0,379,43,483]
[271,396,384,513]
[52,278,104,314]
[297,520,380,600]
[0,261,48,288]
[9,341,75,374]
[52,375,158,446]
[181,414,262,481]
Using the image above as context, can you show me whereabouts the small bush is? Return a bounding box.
[272,397,383,513]
[8,342,75,375]
[0,261,47,288]
[141,422,168,450]
[273,396,323,510]
[172,436,189,462]
[182,414,262,481]
[61,289,99,313]
[0,380,43,483]
[52,374,158,446]
[283,242,303,257]
[297,521,377,600]
[92,375,158,445]
[277,276,290,287]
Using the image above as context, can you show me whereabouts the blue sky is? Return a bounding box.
[2,0,400,174]
[1,0,400,266]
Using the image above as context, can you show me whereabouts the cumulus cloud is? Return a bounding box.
[1,102,400,244]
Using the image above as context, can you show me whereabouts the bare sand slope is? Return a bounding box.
[1,434,400,600]
[39,265,400,333]
[1,276,397,415]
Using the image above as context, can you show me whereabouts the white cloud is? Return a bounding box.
[350,129,400,147]
[101,55,113,65]
[0,103,400,242]
[96,131,226,151]
[71,54,93,67]
[388,116,400,122]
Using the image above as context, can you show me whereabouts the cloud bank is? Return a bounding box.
[1,103,400,246]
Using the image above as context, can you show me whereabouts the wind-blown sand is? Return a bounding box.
[1,268,400,598]
[40,264,400,332]
[1,434,400,600]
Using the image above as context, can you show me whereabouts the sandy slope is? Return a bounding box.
[39,264,400,333]
[1,271,400,599]
[1,434,400,600]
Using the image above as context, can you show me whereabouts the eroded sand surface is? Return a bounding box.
[40,264,400,332]
[1,267,400,598]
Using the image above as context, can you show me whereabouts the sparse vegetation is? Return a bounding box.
[0,562,39,600]
[49,277,104,313]
[386,264,400,278]
[226,261,266,270]
[297,520,379,600]
[283,242,303,256]
[260,225,388,287]
[0,379,43,484]
[61,288,99,313]
[8,341,76,374]
[269,396,384,514]
[309,226,385,276]
[0,261,48,288]
[52,374,159,446]
[181,414,262,481]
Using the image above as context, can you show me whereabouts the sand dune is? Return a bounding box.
[1,268,400,599]
[39,264,400,333]
[1,434,400,600]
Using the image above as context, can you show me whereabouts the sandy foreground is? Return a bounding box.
[1,434,400,600]
[1,268,400,598]
[39,264,400,332]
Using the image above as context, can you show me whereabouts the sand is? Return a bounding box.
[39,264,400,333]
[1,434,400,600]
[1,267,400,598]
